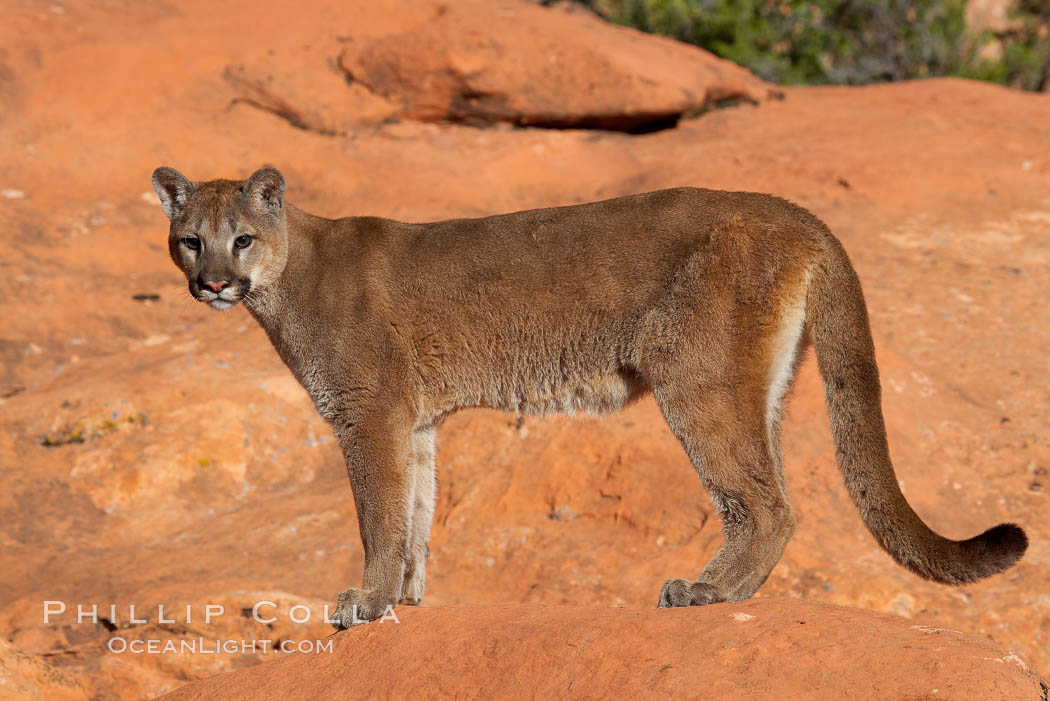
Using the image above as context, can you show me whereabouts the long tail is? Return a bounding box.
[806,234,1027,584]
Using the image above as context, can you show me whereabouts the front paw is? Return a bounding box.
[332,587,398,628]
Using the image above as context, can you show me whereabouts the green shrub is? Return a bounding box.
[959,0,1050,90]
[555,0,1050,90]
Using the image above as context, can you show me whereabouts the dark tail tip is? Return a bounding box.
[893,521,1028,585]
[976,522,1028,566]
[952,522,1028,584]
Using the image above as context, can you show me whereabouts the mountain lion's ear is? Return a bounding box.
[152,166,195,221]
[242,167,286,218]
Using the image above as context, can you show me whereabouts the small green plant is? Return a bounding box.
[39,410,148,448]
[556,0,1050,90]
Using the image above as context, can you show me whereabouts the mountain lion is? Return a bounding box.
[152,166,1027,626]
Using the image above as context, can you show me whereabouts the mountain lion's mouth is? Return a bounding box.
[193,288,242,310]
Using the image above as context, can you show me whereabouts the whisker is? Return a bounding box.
[242,288,263,307]
[166,284,201,308]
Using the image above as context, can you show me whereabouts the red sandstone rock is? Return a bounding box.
[336,1,774,130]
[0,0,1048,698]
[157,601,1046,701]
[214,0,773,137]
[0,639,89,701]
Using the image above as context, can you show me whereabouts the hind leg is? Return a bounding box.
[401,426,436,605]
[653,379,796,607]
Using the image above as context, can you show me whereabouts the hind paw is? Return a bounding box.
[657,579,725,608]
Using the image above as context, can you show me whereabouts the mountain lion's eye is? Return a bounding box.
[181,237,201,251]
[234,234,254,249]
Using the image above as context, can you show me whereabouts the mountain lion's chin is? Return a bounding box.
[209,298,237,311]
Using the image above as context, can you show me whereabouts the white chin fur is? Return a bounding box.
[209,299,236,311]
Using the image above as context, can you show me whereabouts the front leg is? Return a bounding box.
[332,404,415,627]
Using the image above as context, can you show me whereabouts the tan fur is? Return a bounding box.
[152,166,1028,625]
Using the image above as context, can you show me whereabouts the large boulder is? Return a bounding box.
[336,1,774,131]
[223,0,774,135]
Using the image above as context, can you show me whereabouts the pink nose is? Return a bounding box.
[203,280,229,293]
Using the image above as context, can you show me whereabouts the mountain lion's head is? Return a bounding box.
[152,166,288,311]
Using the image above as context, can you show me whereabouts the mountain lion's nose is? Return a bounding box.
[203,280,229,293]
